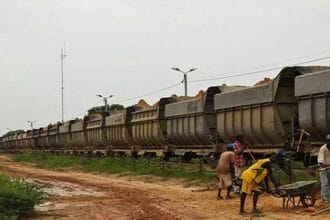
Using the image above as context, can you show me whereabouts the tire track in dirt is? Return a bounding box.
[0,157,204,220]
[0,156,329,220]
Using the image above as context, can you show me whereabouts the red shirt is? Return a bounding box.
[233,141,244,167]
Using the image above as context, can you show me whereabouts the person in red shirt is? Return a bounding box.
[233,134,245,193]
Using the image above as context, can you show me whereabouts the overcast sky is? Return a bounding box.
[1,0,330,134]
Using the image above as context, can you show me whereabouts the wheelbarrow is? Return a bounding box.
[272,180,317,210]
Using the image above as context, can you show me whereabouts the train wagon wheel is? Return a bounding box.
[300,193,316,207]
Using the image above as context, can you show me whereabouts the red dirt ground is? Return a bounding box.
[0,156,329,220]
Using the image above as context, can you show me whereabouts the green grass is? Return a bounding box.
[12,152,316,187]
[12,152,216,185]
[0,173,45,220]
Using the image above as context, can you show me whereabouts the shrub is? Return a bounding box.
[0,174,45,219]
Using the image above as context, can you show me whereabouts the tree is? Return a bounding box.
[87,104,124,115]
[3,129,24,137]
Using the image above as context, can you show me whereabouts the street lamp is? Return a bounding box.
[96,94,114,114]
[27,121,37,129]
[171,67,197,96]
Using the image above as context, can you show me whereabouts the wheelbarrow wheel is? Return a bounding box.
[300,193,316,207]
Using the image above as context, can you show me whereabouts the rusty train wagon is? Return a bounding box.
[130,97,175,156]
[104,107,136,154]
[48,123,61,150]
[59,120,73,150]
[70,119,86,151]
[164,86,244,158]
[2,136,9,151]
[16,133,23,150]
[21,132,28,150]
[214,66,329,152]
[39,127,48,149]
[215,67,305,151]
[0,137,3,150]
[295,68,330,148]
[7,134,13,151]
[32,129,41,149]
[85,114,106,152]
[26,130,34,149]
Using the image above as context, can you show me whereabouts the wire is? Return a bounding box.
[113,81,182,103]
[68,54,330,118]
[69,99,103,119]
[68,82,181,118]
[190,56,330,83]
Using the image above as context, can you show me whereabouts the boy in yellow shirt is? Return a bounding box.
[239,158,278,214]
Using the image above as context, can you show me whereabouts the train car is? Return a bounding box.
[85,113,107,152]
[295,67,330,150]
[7,134,13,151]
[48,123,61,150]
[165,86,246,158]
[214,66,329,153]
[59,120,73,150]
[71,118,86,151]
[39,127,48,149]
[1,136,8,151]
[32,129,40,149]
[130,97,175,156]
[10,133,19,151]
[26,130,34,148]
[0,136,3,150]
[21,132,28,150]
[16,132,23,150]
[104,107,136,154]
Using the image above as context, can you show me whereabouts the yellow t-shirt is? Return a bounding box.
[241,159,270,184]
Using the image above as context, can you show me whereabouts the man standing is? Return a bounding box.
[216,144,235,200]
[233,135,245,193]
[318,134,330,204]
[239,158,278,214]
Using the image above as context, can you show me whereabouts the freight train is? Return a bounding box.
[1,66,330,165]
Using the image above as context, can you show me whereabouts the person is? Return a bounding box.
[318,134,330,204]
[215,144,235,200]
[239,158,278,214]
[233,134,245,193]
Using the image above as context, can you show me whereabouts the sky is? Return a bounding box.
[1,0,330,134]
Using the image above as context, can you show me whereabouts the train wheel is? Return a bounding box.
[163,152,172,162]
[300,193,316,207]
[131,151,138,159]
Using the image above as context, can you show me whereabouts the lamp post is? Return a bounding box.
[27,121,37,129]
[171,67,197,96]
[96,94,114,114]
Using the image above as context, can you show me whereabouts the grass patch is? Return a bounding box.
[12,152,316,187]
[0,173,45,219]
[13,152,216,185]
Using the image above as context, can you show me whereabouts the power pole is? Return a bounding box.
[183,73,188,97]
[104,97,108,113]
[96,94,114,114]
[27,121,37,129]
[171,67,197,97]
[61,39,66,123]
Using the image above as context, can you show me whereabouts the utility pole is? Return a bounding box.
[96,94,114,114]
[61,38,66,123]
[171,67,197,97]
[27,121,37,129]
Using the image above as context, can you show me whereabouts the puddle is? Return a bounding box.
[26,178,106,197]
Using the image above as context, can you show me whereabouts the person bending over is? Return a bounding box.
[239,158,278,214]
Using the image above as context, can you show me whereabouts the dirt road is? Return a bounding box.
[0,156,328,220]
